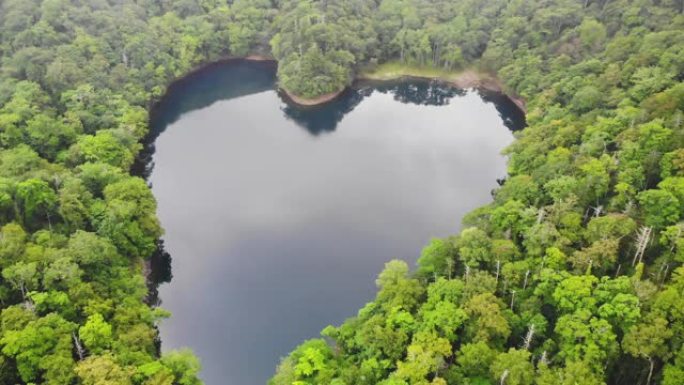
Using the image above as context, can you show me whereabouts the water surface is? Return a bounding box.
[145,60,524,385]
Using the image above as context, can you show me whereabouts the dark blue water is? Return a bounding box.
[145,60,524,385]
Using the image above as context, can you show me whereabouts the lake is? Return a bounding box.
[142,60,525,385]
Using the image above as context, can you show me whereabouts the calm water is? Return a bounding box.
[143,60,525,385]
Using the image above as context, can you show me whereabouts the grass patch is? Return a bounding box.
[359,62,468,81]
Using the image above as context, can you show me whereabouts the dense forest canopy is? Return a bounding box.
[0,0,682,385]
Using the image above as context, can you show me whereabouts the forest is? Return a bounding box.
[0,0,682,385]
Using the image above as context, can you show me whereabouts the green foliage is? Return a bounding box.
[92,177,162,258]
[75,354,133,385]
[376,260,425,311]
[579,18,607,52]
[638,189,680,229]
[0,0,682,384]
[416,237,456,278]
[277,46,354,98]
[663,347,684,385]
[462,294,510,347]
[490,349,534,385]
[0,2,216,381]
[159,349,203,385]
[0,313,76,384]
[79,313,113,354]
[458,228,493,268]
[269,0,377,99]
[270,1,684,383]
[16,178,57,228]
[456,341,497,378]
[70,131,137,170]
[623,317,673,361]
[271,339,334,385]
[418,300,468,342]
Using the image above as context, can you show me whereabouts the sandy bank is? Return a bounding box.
[358,65,526,113]
[280,88,345,106]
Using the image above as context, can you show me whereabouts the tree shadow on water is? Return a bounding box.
[373,79,467,105]
[132,60,277,179]
[278,87,371,135]
[145,240,173,308]
[477,88,527,131]
[277,80,492,135]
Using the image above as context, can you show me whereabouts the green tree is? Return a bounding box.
[638,189,680,229]
[662,347,684,385]
[458,228,493,268]
[92,177,162,258]
[160,349,203,385]
[456,341,497,379]
[395,331,452,384]
[24,114,78,160]
[376,260,425,311]
[75,354,133,385]
[71,131,136,170]
[579,19,607,52]
[417,238,456,278]
[16,178,57,228]
[0,313,76,384]
[79,313,113,354]
[463,293,511,344]
[419,300,468,341]
[623,317,673,385]
[489,349,533,385]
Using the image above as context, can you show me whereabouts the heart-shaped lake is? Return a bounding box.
[142,60,525,385]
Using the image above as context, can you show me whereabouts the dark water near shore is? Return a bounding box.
[144,60,525,385]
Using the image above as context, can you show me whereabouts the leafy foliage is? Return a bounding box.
[0,1,682,385]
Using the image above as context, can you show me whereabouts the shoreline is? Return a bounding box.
[281,65,526,112]
[174,54,277,82]
[158,57,526,112]
[357,64,526,113]
[280,88,345,106]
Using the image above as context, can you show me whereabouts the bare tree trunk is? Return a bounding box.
[540,351,548,365]
[670,226,681,253]
[647,357,654,385]
[21,283,34,312]
[536,207,545,224]
[495,260,501,286]
[447,259,453,280]
[500,369,509,385]
[73,332,85,361]
[660,264,670,287]
[593,205,603,217]
[633,226,652,266]
[523,324,535,350]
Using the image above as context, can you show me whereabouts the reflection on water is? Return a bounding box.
[374,80,467,106]
[145,240,172,308]
[143,59,525,385]
[141,60,525,147]
[279,88,368,135]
